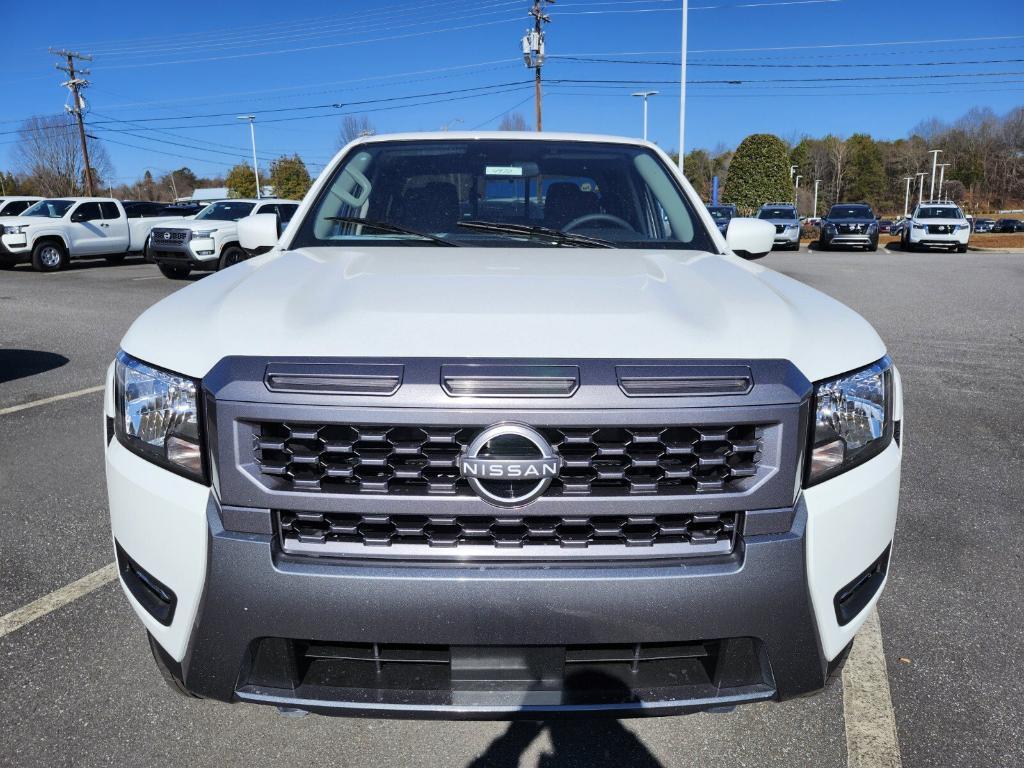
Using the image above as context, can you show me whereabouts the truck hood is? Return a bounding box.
[172,219,238,232]
[121,246,887,383]
[912,218,965,226]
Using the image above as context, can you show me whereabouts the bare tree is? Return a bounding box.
[337,115,376,148]
[13,114,112,196]
[498,112,528,131]
[825,135,848,204]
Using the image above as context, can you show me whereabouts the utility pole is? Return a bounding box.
[522,1,553,132]
[168,170,179,201]
[937,163,950,201]
[813,179,820,218]
[678,0,688,171]
[903,176,913,218]
[915,172,927,207]
[50,48,94,196]
[631,91,658,141]
[237,115,261,199]
[927,149,942,202]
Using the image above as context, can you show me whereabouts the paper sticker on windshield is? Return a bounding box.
[485,166,523,177]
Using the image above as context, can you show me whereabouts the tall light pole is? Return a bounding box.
[631,91,658,141]
[678,0,688,171]
[915,172,927,207]
[927,149,942,202]
[903,176,913,218]
[790,164,798,180]
[813,179,821,218]
[794,175,802,210]
[440,118,463,132]
[237,115,261,199]
[937,163,950,200]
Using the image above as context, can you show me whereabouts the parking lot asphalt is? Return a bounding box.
[1,248,1021,768]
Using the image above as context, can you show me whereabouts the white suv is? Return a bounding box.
[900,202,970,253]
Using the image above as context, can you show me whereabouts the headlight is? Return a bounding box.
[786,224,799,230]
[867,222,878,233]
[194,229,218,237]
[3,225,27,234]
[114,351,206,482]
[823,223,836,232]
[912,224,925,230]
[806,357,893,486]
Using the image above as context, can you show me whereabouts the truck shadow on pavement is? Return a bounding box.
[465,673,665,768]
[0,349,69,383]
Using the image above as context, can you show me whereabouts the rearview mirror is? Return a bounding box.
[725,218,775,260]
[238,213,280,252]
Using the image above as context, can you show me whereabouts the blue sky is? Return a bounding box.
[2,0,1021,184]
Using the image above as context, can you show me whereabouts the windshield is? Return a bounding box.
[293,139,717,250]
[917,206,961,219]
[758,208,796,220]
[194,201,255,221]
[828,206,874,220]
[707,206,734,220]
[22,199,75,218]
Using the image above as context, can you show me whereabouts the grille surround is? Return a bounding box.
[150,227,190,243]
[277,509,740,560]
[253,422,762,499]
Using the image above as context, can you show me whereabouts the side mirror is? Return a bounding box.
[71,210,91,223]
[725,218,775,260]
[238,213,280,252]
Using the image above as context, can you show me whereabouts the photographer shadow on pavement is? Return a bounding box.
[0,349,69,384]
[466,671,665,768]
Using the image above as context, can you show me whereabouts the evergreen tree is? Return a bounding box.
[721,134,792,214]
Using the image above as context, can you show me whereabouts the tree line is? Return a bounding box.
[683,105,1024,216]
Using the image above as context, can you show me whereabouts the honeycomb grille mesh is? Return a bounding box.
[253,422,762,497]
[278,510,739,553]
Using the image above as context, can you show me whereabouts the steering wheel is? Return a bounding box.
[563,212,635,233]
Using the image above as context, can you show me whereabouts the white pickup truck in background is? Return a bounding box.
[0,197,188,272]
[0,196,42,218]
[148,198,299,279]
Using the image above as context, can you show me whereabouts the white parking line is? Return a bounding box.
[0,563,117,640]
[843,608,903,767]
[0,384,104,416]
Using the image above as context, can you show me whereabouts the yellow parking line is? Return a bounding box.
[0,563,117,639]
[843,608,903,767]
[0,384,104,416]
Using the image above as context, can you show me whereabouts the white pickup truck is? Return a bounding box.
[0,197,187,272]
[0,196,42,218]
[147,198,299,279]
[106,131,903,719]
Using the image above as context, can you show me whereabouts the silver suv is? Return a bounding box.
[757,202,801,251]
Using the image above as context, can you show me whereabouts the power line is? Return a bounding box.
[552,55,1024,68]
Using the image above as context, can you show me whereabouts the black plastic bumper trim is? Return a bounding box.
[116,541,177,626]
[834,544,891,626]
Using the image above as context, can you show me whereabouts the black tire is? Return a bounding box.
[147,633,200,699]
[158,263,191,280]
[31,240,68,272]
[956,243,968,253]
[105,253,128,265]
[0,257,16,270]
[218,244,247,271]
[868,243,878,252]
[818,240,830,252]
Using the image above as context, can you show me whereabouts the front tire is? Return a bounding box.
[957,243,968,253]
[218,245,247,270]
[158,263,191,280]
[31,240,68,272]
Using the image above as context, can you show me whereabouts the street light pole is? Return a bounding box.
[903,176,913,218]
[915,172,927,207]
[927,149,942,202]
[937,163,950,200]
[813,179,820,218]
[790,164,798,180]
[794,175,802,211]
[631,91,658,141]
[678,0,688,171]
[237,115,261,199]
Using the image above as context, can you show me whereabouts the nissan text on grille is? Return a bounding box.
[105,132,903,718]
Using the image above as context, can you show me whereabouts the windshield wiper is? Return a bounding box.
[456,220,615,248]
[325,216,459,247]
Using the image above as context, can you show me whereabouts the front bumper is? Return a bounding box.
[0,233,30,257]
[149,234,219,269]
[772,227,800,247]
[907,227,969,247]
